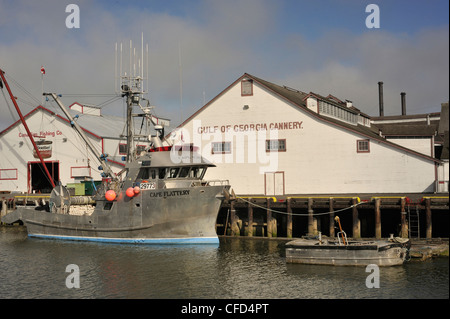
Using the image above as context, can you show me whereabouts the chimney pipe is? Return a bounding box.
[401,92,406,116]
[378,81,384,117]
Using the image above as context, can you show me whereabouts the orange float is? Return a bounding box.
[126,187,135,197]
[105,190,116,201]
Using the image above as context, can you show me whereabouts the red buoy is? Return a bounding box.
[133,186,140,195]
[126,187,135,197]
[105,190,116,201]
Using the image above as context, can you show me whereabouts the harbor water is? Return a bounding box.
[0,226,448,300]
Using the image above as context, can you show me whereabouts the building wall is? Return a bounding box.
[385,137,433,157]
[172,78,437,195]
[437,161,449,192]
[0,109,122,192]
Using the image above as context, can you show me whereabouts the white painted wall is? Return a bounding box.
[0,109,123,192]
[172,77,437,195]
[385,137,433,157]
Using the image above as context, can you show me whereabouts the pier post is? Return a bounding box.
[266,198,277,238]
[374,198,382,239]
[230,201,240,236]
[425,198,432,239]
[287,197,292,238]
[307,198,316,235]
[266,198,272,238]
[329,198,335,238]
[247,198,253,237]
[400,197,408,238]
[1,200,7,217]
[352,197,360,238]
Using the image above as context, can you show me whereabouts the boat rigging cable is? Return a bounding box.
[236,196,367,217]
[0,69,56,188]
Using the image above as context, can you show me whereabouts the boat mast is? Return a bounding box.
[0,69,56,189]
[117,34,153,162]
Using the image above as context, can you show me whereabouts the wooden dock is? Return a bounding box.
[1,193,51,220]
[217,195,449,240]
[2,192,448,240]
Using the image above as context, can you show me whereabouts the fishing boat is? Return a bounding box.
[285,217,411,266]
[0,68,231,244]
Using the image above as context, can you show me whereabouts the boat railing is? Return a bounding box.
[205,180,230,186]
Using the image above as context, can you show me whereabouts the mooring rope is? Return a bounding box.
[236,197,367,217]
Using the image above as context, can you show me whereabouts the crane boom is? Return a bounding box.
[0,69,56,189]
[44,93,116,180]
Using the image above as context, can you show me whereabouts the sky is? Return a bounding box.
[0,0,448,132]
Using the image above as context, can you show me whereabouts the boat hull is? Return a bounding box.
[285,239,410,266]
[2,185,228,245]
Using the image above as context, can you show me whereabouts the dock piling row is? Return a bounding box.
[218,196,448,240]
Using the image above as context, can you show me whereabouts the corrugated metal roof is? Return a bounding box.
[68,110,127,138]
[0,104,168,140]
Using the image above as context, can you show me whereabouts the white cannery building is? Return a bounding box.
[0,103,168,194]
[169,73,444,196]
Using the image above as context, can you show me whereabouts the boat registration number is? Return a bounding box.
[140,182,156,190]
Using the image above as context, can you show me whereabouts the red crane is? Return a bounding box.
[0,68,56,189]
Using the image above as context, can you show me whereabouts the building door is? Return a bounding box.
[28,161,59,193]
[265,171,285,196]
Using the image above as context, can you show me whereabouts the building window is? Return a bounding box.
[0,169,18,180]
[212,142,231,154]
[357,139,370,153]
[266,139,286,152]
[241,80,253,96]
[70,166,91,178]
[119,143,127,155]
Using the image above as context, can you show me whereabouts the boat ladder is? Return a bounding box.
[408,205,420,239]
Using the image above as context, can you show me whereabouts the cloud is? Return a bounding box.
[277,27,449,116]
[1,0,448,133]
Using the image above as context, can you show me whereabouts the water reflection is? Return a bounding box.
[0,228,448,299]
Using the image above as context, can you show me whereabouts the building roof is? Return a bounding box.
[175,73,441,164]
[375,124,438,137]
[0,105,94,139]
[371,112,441,122]
[0,103,161,140]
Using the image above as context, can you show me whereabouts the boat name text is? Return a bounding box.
[149,190,190,198]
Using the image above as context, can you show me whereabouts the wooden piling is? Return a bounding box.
[247,198,253,237]
[374,198,381,239]
[352,197,360,238]
[425,198,432,239]
[400,197,408,238]
[307,198,315,235]
[230,201,240,236]
[218,194,448,240]
[266,198,272,238]
[287,197,292,238]
[329,198,335,238]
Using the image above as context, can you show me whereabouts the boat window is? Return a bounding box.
[158,168,166,179]
[179,167,190,178]
[137,168,157,180]
[168,168,180,178]
[190,167,206,179]
[198,167,206,179]
[137,168,150,180]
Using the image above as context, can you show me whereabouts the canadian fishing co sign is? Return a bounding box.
[33,140,53,159]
